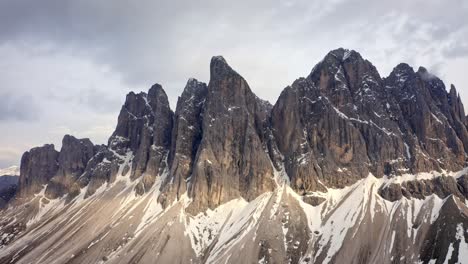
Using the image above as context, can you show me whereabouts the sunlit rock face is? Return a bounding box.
[2,49,468,264]
[186,56,276,213]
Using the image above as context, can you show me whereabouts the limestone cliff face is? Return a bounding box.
[85,83,175,196]
[158,78,207,207]
[12,49,468,213]
[187,56,276,212]
[44,135,95,199]
[271,49,468,195]
[384,64,467,173]
[271,49,405,193]
[109,83,173,182]
[17,144,59,199]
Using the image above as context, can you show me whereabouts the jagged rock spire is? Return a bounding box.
[10,49,468,212]
[44,135,95,199]
[209,56,236,79]
[158,78,208,207]
[187,56,275,212]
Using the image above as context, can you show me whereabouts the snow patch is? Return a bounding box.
[455,223,468,262]
[431,113,443,125]
[26,185,66,226]
[185,198,248,256]
[343,49,352,61]
[207,192,272,262]
[0,166,19,176]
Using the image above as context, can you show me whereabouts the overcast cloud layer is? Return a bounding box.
[1,0,467,168]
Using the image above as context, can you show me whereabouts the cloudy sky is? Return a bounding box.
[1,0,468,167]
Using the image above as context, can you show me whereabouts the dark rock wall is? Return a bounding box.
[17,144,59,199]
[187,57,276,212]
[12,49,468,212]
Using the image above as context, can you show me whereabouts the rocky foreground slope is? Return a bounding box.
[1,49,468,264]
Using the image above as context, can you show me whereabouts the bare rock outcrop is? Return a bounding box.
[44,135,95,199]
[378,175,467,202]
[187,56,276,212]
[271,48,468,196]
[17,144,59,199]
[158,78,207,207]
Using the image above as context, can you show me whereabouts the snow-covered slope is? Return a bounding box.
[1,167,467,264]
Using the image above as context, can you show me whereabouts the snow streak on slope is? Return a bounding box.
[184,198,248,256]
[1,170,468,264]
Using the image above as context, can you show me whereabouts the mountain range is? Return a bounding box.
[0,48,467,264]
[0,166,19,209]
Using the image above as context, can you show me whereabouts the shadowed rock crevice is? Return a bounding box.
[158,78,208,208]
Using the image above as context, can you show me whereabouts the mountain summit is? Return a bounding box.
[1,49,468,264]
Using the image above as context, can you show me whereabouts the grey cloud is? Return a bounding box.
[1,0,466,91]
[443,43,468,58]
[0,148,22,168]
[419,69,438,82]
[0,92,39,121]
[45,86,122,113]
[78,87,123,113]
[0,0,467,167]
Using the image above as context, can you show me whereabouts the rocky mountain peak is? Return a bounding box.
[391,62,414,75]
[385,63,417,91]
[17,144,59,199]
[328,48,362,62]
[417,65,429,74]
[307,48,382,99]
[2,49,468,264]
[185,55,276,212]
[44,135,96,199]
[417,67,444,88]
[309,48,366,72]
[58,135,95,169]
[181,77,207,98]
[158,78,208,207]
[148,83,164,96]
[148,83,172,112]
[9,50,468,206]
[450,84,458,96]
[209,55,238,80]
